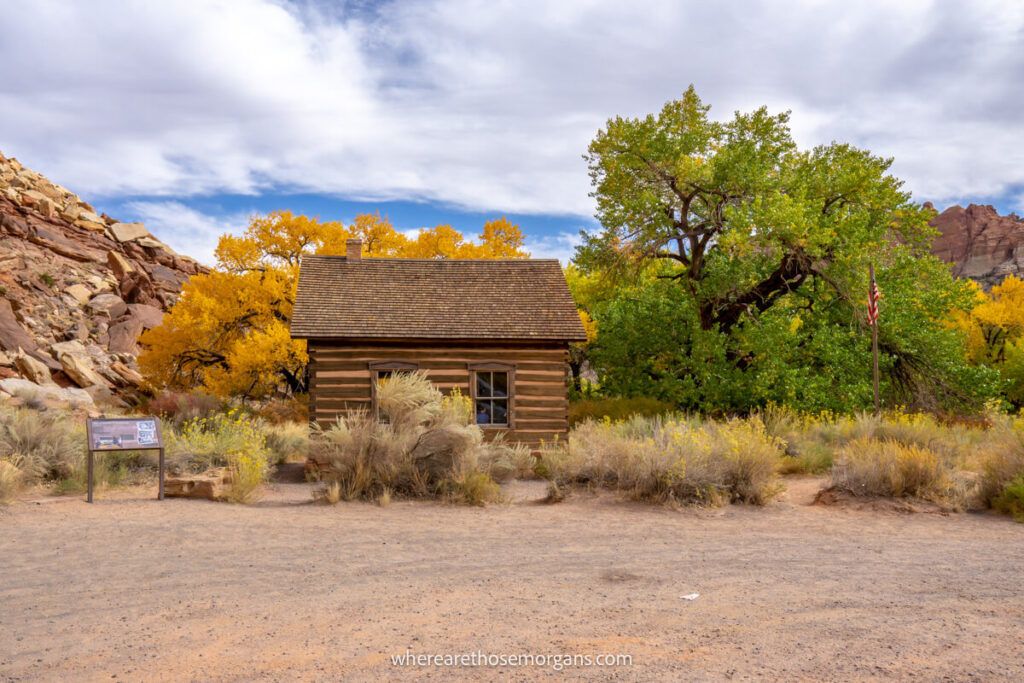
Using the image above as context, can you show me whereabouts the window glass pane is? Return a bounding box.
[476,372,492,398]
[492,372,508,397]
[475,400,492,425]
[492,399,508,424]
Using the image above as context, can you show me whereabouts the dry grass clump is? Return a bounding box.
[828,438,968,508]
[538,415,784,505]
[0,406,98,495]
[264,422,308,465]
[0,407,83,481]
[0,456,24,504]
[311,373,502,505]
[973,419,1024,520]
[478,434,535,483]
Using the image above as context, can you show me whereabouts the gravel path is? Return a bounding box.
[1,477,1022,681]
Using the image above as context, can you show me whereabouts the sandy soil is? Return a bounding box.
[1,476,1023,682]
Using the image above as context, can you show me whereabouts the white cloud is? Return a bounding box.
[525,231,583,264]
[1,0,1022,218]
[123,201,250,266]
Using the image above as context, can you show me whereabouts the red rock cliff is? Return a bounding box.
[930,204,1024,289]
[0,151,206,408]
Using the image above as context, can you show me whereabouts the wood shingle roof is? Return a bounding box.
[290,255,587,341]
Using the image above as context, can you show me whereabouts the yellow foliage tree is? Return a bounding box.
[140,211,529,399]
[951,275,1024,404]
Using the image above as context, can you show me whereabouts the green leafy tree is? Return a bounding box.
[577,88,996,412]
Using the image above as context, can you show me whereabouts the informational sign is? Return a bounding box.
[85,417,165,503]
[87,417,163,450]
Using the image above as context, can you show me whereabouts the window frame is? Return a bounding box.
[369,361,419,421]
[468,361,515,429]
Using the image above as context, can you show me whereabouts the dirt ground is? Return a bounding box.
[1,476,1023,682]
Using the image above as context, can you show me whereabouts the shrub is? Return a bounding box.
[449,471,502,506]
[256,396,309,425]
[0,457,23,504]
[829,438,967,508]
[264,422,308,465]
[0,407,83,481]
[165,410,271,503]
[165,411,267,471]
[310,372,501,504]
[569,397,676,427]
[479,434,535,483]
[146,391,224,429]
[225,452,270,504]
[538,415,784,505]
[993,475,1024,521]
[976,421,1024,517]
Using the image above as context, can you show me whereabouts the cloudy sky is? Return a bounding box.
[1,0,1022,263]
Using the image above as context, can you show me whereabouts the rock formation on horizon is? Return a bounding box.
[930,203,1024,290]
[0,152,205,410]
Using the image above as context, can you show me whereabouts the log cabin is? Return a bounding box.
[290,239,587,448]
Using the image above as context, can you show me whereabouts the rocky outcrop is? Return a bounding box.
[930,204,1024,289]
[0,151,206,409]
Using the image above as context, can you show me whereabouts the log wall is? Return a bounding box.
[308,340,570,448]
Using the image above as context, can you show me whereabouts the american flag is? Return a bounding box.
[867,274,881,326]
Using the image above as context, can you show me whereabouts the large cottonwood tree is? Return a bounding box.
[577,88,996,411]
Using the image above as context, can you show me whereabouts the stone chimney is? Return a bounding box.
[346,238,362,262]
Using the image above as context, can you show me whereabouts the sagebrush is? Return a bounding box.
[538,415,784,505]
[311,373,501,505]
[828,437,967,508]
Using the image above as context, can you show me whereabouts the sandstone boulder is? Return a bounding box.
[64,284,92,305]
[50,340,88,357]
[0,299,38,355]
[109,222,149,242]
[15,350,54,385]
[119,270,160,305]
[0,377,95,409]
[110,361,145,386]
[87,293,128,319]
[164,469,230,501]
[107,250,135,279]
[136,237,169,250]
[58,351,107,388]
[73,219,107,233]
[107,316,145,354]
[147,263,186,291]
[410,426,478,481]
[127,303,164,329]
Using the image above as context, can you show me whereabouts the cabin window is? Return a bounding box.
[469,362,514,428]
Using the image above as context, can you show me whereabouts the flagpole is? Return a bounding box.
[870,263,880,415]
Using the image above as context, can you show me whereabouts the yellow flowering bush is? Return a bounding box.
[166,409,272,503]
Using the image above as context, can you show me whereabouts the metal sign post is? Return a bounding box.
[85,417,165,503]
